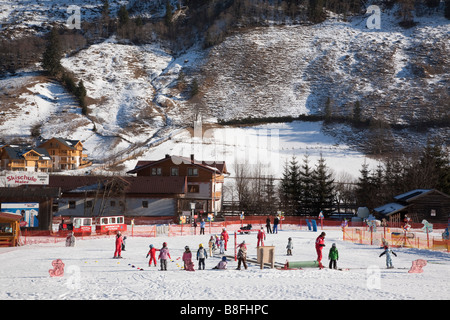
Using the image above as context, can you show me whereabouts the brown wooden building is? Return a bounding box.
[38,137,91,171]
[0,145,52,172]
[127,154,229,215]
[374,189,450,224]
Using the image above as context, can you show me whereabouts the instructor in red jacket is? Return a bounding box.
[315,232,326,268]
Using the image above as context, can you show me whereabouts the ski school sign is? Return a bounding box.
[1,172,49,186]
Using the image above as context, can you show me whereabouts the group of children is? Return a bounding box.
[114,227,398,271]
[145,241,229,271]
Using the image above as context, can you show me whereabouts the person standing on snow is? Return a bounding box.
[200,219,206,235]
[266,217,272,234]
[257,226,266,247]
[328,243,339,269]
[273,216,279,234]
[218,236,225,254]
[146,244,159,267]
[286,237,293,256]
[158,242,171,271]
[113,232,123,259]
[221,228,229,251]
[236,241,248,270]
[183,246,195,271]
[197,243,208,270]
[379,245,397,269]
[315,232,326,268]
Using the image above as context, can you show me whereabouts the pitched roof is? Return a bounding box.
[39,138,83,150]
[0,212,23,222]
[128,154,229,175]
[2,146,51,160]
[393,189,433,202]
[374,202,408,216]
[48,175,186,195]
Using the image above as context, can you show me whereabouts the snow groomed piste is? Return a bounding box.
[1,223,449,300]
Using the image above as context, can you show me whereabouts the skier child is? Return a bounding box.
[208,236,216,257]
[328,243,339,269]
[286,237,293,256]
[65,232,76,247]
[218,236,225,254]
[236,241,248,270]
[182,246,195,271]
[158,242,171,271]
[146,244,159,267]
[213,256,228,270]
[257,226,266,247]
[379,245,397,269]
[113,232,123,259]
[197,243,208,270]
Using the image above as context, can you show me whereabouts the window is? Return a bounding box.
[188,185,199,193]
[151,167,162,176]
[82,219,91,226]
[109,217,116,224]
[69,201,76,209]
[110,201,116,207]
[86,200,93,208]
[142,201,149,208]
[187,167,198,176]
[117,217,124,224]
[171,167,179,176]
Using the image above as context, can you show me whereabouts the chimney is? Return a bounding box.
[190,154,195,162]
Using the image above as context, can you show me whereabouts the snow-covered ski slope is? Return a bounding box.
[0,228,448,300]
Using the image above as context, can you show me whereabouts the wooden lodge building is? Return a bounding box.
[374,189,450,225]
[126,154,229,217]
[0,138,91,172]
[46,154,229,224]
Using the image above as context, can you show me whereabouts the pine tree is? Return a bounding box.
[446,0,450,19]
[190,78,199,97]
[355,161,374,209]
[308,0,326,23]
[324,97,332,123]
[419,138,450,194]
[352,100,362,125]
[311,154,335,215]
[76,80,87,113]
[42,28,62,76]
[102,0,110,18]
[165,0,174,25]
[299,154,315,215]
[279,156,302,215]
[118,5,129,26]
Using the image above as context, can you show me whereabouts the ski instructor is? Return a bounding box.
[315,232,326,268]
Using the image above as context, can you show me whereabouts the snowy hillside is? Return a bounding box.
[0,1,449,176]
[200,11,449,124]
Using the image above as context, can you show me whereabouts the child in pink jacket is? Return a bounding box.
[182,246,195,271]
[158,242,171,271]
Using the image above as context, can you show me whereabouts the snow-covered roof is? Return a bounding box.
[394,189,432,202]
[374,202,407,216]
